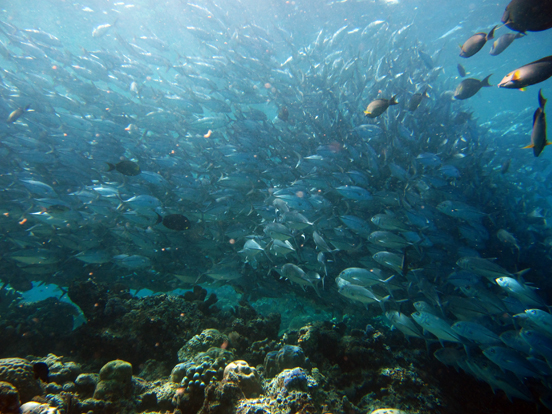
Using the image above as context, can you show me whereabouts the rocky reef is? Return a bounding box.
[0,281,539,414]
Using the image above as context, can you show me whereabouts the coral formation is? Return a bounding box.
[222,360,262,397]
[264,344,307,377]
[93,359,133,401]
[0,381,20,414]
[0,358,43,403]
[20,401,60,413]
[39,354,81,385]
[178,329,230,362]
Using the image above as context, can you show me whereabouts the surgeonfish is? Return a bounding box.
[459,26,496,58]
[489,32,524,56]
[498,56,552,89]
[523,89,549,157]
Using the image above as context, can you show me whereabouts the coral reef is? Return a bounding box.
[264,345,307,377]
[20,401,60,413]
[93,359,133,401]
[0,290,539,414]
[0,358,43,402]
[222,360,262,397]
[178,329,230,362]
[40,354,81,385]
[0,298,77,357]
[0,381,20,414]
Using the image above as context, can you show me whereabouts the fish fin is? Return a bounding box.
[539,89,547,109]
[522,144,535,149]
[514,268,531,283]
[363,110,371,115]
[519,87,527,92]
[106,162,115,171]
[155,212,163,225]
[389,95,398,105]
[382,275,395,284]
[512,70,522,81]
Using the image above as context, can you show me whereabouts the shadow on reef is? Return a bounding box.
[0,281,544,414]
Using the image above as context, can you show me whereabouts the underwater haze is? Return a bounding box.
[1,0,552,413]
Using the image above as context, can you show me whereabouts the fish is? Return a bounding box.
[7,104,31,123]
[279,263,321,296]
[498,56,552,89]
[453,75,492,100]
[482,346,541,378]
[450,321,501,345]
[371,214,410,232]
[496,276,546,308]
[74,250,111,264]
[437,200,486,221]
[520,329,552,362]
[489,32,524,56]
[10,249,61,265]
[457,63,466,77]
[338,282,386,306]
[33,362,49,383]
[385,311,423,340]
[336,185,372,201]
[407,88,429,112]
[502,0,552,32]
[372,251,405,274]
[278,106,289,122]
[459,26,497,58]
[112,254,152,269]
[411,311,462,344]
[496,229,520,251]
[523,89,549,157]
[363,96,398,118]
[457,257,524,282]
[92,19,118,38]
[157,213,191,231]
[368,231,410,250]
[337,267,391,288]
[106,160,141,176]
[439,24,463,40]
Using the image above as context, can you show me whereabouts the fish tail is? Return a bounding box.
[486,25,497,40]
[106,162,115,172]
[481,74,492,87]
[390,95,398,105]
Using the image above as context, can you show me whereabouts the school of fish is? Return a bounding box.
[1,0,552,408]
